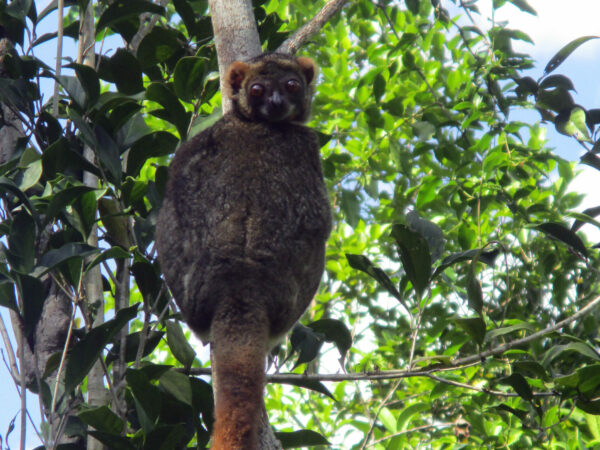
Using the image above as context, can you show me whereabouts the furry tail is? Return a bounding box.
[209,305,269,450]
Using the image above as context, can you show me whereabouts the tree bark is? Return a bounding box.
[207,0,262,114]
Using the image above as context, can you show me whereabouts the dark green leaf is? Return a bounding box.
[7,211,36,273]
[276,430,330,448]
[126,368,162,431]
[539,74,575,91]
[345,253,404,305]
[307,319,352,359]
[541,342,600,368]
[36,242,98,276]
[94,126,122,185]
[406,211,445,262]
[495,404,528,422]
[485,322,535,342]
[500,373,533,401]
[68,63,100,109]
[166,320,196,369]
[555,107,591,142]
[453,316,486,346]
[278,378,335,400]
[65,304,139,393]
[544,36,600,75]
[105,330,164,366]
[373,73,385,101]
[290,323,323,367]
[137,27,182,68]
[581,152,600,172]
[146,82,190,139]
[433,248,499,278]
[109,49,143,95]
[18,274,45,338]
[159,369,193,406]
[536,222,587,257]
[96,0,165,32]
[41,138,101,179]
[576,398,600,415]
[0,177,38,221]
[126,131,178,177]
[87,431,135,450]
[0,277,18,312]
[340,189,361,227]
[174,56,207,102]
[45,185,96,222]
[78,406,124,435]
[466,268,483,315]
[536,87,574,112]
[507,0,536,15]
[390,224,432,298]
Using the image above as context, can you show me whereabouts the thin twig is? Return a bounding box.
[52,0,64,116]
[359,379,403,450]
[277,0,349,54]
[0,313,19,381]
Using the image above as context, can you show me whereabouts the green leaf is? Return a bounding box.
[433,248,499,278]
[41,138,101,179]
[137,27,182,68]
[146,82,190,139]
[390,224,432,299]
[340,189,360,227]
[126,131,178,177]
[0,176,38,220]
[159,369,193,406]
[45,185,96,222]
[7,211,36,273]
[0,277,18,313]
[96,0,165,32]
[485,322,535,342]
[500,373,533,401]
[278,377,335,401]
[307,319,352,359]
[276,430,330,448]
[536,222,587,257]
[507,0,536,15]
[544,36,600,75]
[166,320,196,369]
[35,242,98,276]
[105,330,164,366]
[345,253,404,305]
[78,405,125,435]
[539,74,575,91]
[84,247,130,279]
[109,49,143,95]
[68,63,100,109]
[372,73,385,102]
[576,398,600,415]
[174,56,207,102]
[453,316,486,346]
[398,403,429,431]
[555,107,591,142]
[18,274,45,338]
[126,368,162,431]
[65,304,140,393]
[290,323,323,367]
[536,87,574,112]
[94,126,122,185]
[541,342,600,368]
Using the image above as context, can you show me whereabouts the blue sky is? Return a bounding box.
[1,1,599,448]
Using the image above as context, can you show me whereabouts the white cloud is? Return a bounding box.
[465,0,600,57]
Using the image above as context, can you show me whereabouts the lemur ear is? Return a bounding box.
[296,57,317,85]
[226,61,251,93]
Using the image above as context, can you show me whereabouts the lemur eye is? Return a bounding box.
[285,79,300,93]
[250,83,265,97]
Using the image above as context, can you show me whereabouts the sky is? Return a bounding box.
[1,1,600,449]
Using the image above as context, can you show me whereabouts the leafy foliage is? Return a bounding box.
[1,0,600,448]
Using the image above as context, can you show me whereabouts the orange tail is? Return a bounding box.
[209,309,269,450]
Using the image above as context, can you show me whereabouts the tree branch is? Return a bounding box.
[277,0,349,54]
[186,294,600,398]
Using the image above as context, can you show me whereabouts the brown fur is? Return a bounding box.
[155,53,331,449]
